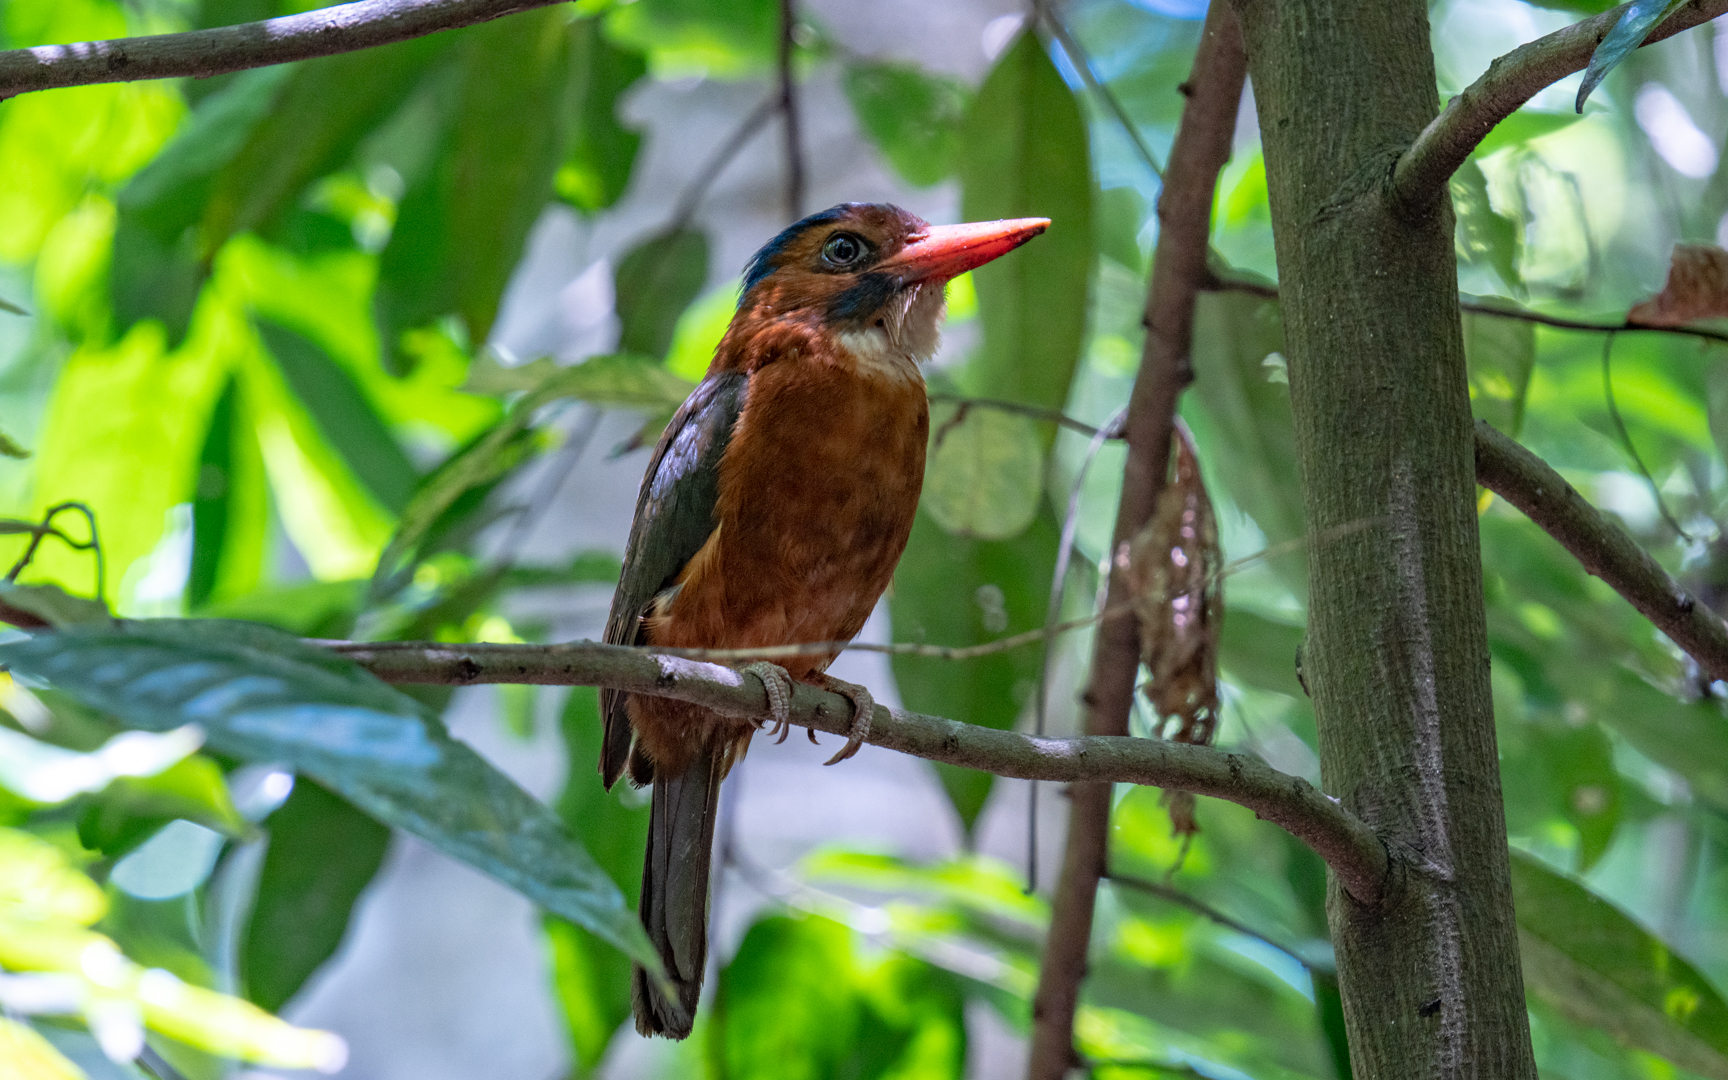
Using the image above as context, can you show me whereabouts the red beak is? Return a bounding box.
[877,217,1051,284]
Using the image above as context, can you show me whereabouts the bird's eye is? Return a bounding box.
[821,232,866,268]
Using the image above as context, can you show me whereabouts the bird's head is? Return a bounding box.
[728,202,1048,369]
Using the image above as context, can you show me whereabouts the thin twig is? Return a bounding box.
[0,0,570,100]
[1036,1,1165,179]
[1600,332,1690,540]
[1106,871,1323,972]
[926,392,1116,438]
[5,502,103,598]
[777,0,805,222]
[321,635,1389,901]
[1392,0,1728,211]
[666,95,779,235]
[1028,6,1247,1077]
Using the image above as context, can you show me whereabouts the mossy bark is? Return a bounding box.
[1230,0,1538,1075]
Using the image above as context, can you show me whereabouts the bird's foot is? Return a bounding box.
[739,661,795,739]
[814,674,875,766]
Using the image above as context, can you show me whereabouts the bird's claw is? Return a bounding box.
[740,661,794,739]
[817,676,874,766]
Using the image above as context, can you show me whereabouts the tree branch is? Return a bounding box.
[326,638,1388,901]
[0,0,564,100]
[1392,0,1728,210]
[1027,5,1247,1078]
[1473,419,1728,683]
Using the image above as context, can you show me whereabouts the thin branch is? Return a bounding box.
[324,636,1388,901]
[1106,871,1326,973]
[1028,5,1247,1078]
[1392,0,1728,210]
[667,95,779,234]
[1210,273,1728,347]
[926,392,1119,438]
[1037,2,1165,180]
[1600,333,1690,540]
[777,0,805,222]
[1474,419,1728,684]
[0,0,567,100]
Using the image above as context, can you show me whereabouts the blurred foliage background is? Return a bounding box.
[2,0,1728,1077]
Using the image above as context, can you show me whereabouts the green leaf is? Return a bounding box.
[546,687,649,1074]
[1472,110,1583,160]
[187,372,267,610]
[76,752,250,857]
[1463,311,1535,437]
[958,30,1093,421]
[0,582,111,629]
[921,403,1044,541]
[0,1018,88,1080]
[843,61,970,188]
[889,509,1058,830]
[257,319,419,516]
[1575,0,1688,111]
[0,620,659,972]
[603,0,782,79]
[556,22,645,213]
[243,778,390,1013]
[376,9,584,364]
[1452,159,1521,295]
[614,229,710,360]
[1512,850,1728,1077]
[535,352,697,411]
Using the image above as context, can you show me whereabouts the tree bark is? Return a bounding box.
[1228,0,1536,1076]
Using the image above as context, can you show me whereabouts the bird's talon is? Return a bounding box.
[818,677,874,766]
[740,661,794,736]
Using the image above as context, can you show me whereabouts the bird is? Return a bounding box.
[599,201,1049,1039]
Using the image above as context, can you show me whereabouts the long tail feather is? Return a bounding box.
[631,743,722,1038]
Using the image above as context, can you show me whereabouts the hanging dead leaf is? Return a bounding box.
[1628,244,1728,327]
[1120,421,1222,842]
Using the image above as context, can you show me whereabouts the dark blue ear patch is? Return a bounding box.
[740,203,866,296]
[826,272,899,323]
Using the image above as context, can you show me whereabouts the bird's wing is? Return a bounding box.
[600,371,748,788]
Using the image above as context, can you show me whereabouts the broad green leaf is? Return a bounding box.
[713,914,966,1080]
[376,9,583,364]
[77,752,249,857]
[665,279,739,381]
[557,22,645,213]
[1575,0,1688,111]
[844,61,970,188]
[1463,311,1535,437]
[546,687,649,1075]
[889,509,1058,830]
[921,403,1044,541]
[200,579,365,639]
[257,320,419,516]
[614,229,710,360]
[0,1018,87,1080]
[1218,609,1306,700]
[603,0,781,79]
[536,353,697,411]
[1498,717,1621,871]
[111,66,293,343]
[1472,110,1584,160]
[0,583,112,629]
[188,372,268,609]
[958,30,1093,423]
[1452,160,1521,295]
[244,778,390,1013]
[1512,850,1728,1077]
[1186,288,1306,594]
[0,620,659,972]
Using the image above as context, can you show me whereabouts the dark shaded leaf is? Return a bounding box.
[243,778,391,1013]
[376,9,584,365]
[545,687,649,1074]
[556,22,645,213]
[889,510,1058,830]
[1463,311,1535,437]
[1512,850,1728,1077]
[0,582,112,628]
[958,30,1093,422]
[844,61,970,188]
[614,230,710,359]
[257,320,419,515]
[1576,0,1688,111]
[0,620,658,971]
[189,375,238,610]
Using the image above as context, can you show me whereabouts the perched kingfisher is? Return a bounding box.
[600,202,1048,1038]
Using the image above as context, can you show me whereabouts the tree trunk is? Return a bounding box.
[1229,1,1537,1076]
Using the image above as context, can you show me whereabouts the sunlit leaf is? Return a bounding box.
[243,778,390,1013]
[844,61,970,188]
[1512,851,1728,1077]
[1452,159,1520,294]
[889,510,1058,830]
[614,229,710,360]
[376,9,584,365]
[1471,109,1583,160]
[1463,311,1535,436]
[958,30,1093,423]
[0,1017,87,1080]
[557,22,646,213]
[922,404,1044,541]
[76,751,249,858]
[0,620,659,972]
[1575,0,1689,111]
[604,0,781,78]
[664,279,738,382]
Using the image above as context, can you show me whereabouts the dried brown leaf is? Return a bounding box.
[1628,244,1728,327]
